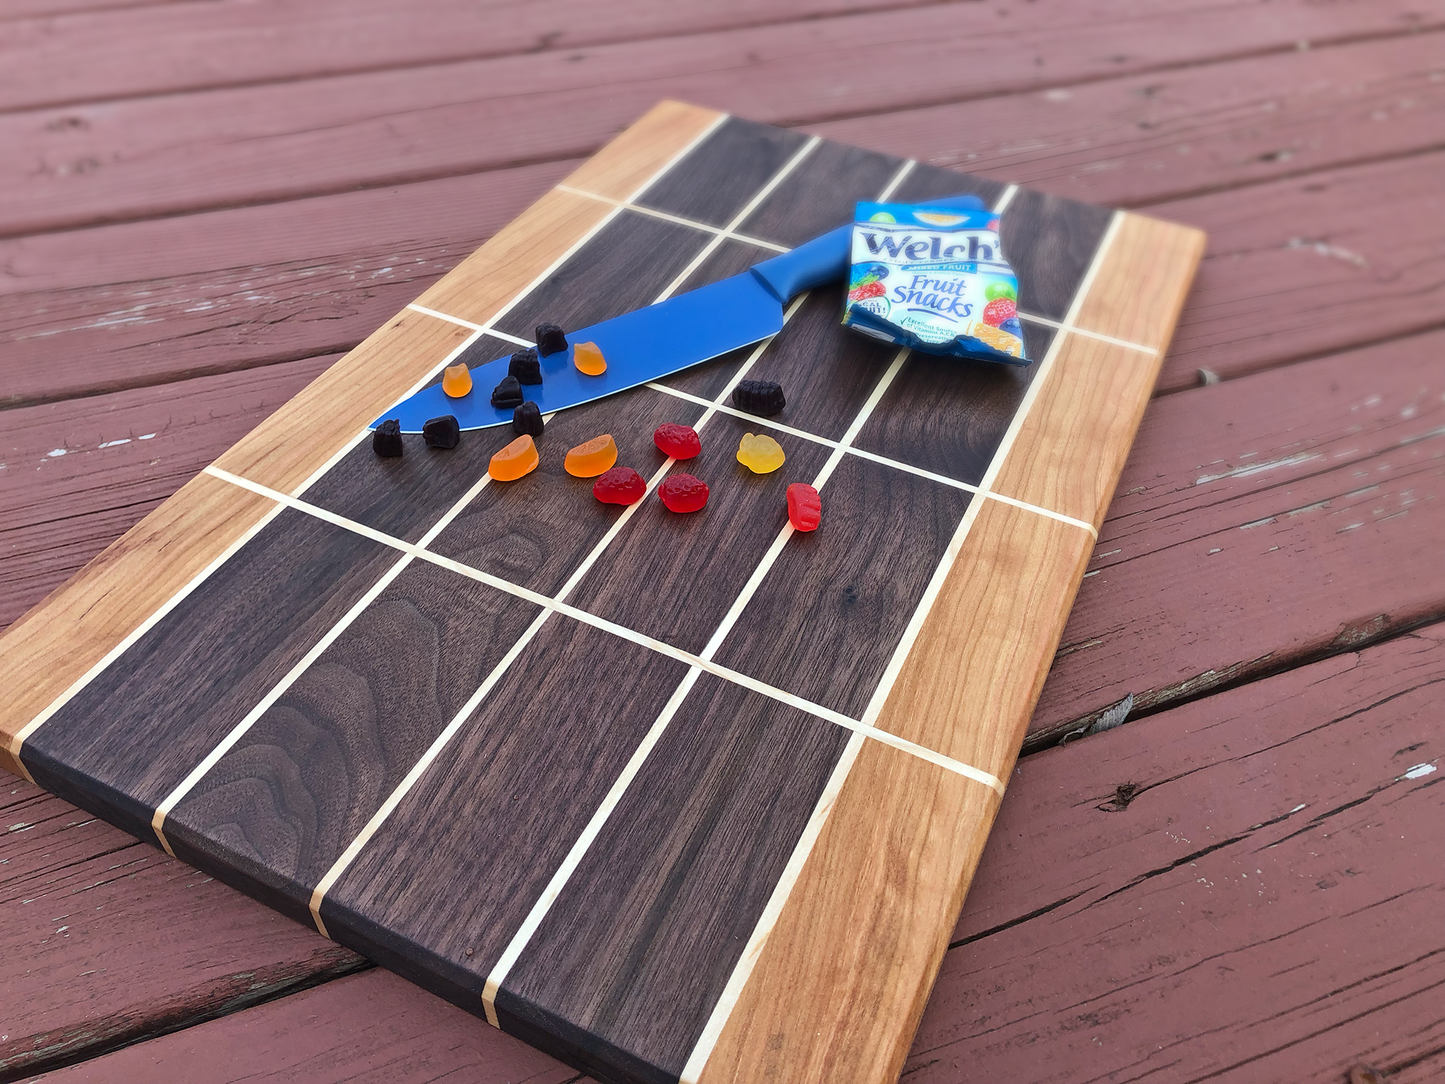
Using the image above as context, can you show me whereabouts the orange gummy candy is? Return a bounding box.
[573,341,607,376]
[564,434,618,478]
[488,434,538,481]
[441,363,473,398]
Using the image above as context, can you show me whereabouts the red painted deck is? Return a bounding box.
[3,3,1442,1082]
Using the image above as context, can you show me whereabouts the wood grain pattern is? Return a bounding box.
[1030,328,1445,740]
[564,99,724,202]
[6,1,1434,237]
[989,213,1205,528]
[429,387,704,597]
[211,312,473,496]
[871,499,1094,774]
[500,675,847,1084]
[711,453,975,720]
[2,105,1203,1084]
[0,772,366,1080]
[910,624,1445,1084]
[322,618,691,1008]
[694,738,1001,1084]
[165,562,541,926]
[565,413,831,656]
[23,510,399,845]
[0,471,274,779]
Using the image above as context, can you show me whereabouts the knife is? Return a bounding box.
[379,192,987,432]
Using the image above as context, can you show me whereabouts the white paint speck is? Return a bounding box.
[97,438,130,449]
[1207,547,1221,554]
[1290,804,1307,814]
[1196,452,1321,485]
[138,433,156,440]
[46,448,66,458]
[1404,763,1437,780]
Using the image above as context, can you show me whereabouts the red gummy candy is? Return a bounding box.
[592,466,646,506]
[653,423,702,460]
[786,483,821,532]
[982,298,1017,327]
[658,473,709,514]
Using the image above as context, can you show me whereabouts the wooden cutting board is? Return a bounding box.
[0,102,1203,1084]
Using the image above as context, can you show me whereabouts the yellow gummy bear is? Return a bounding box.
[736,432,785,474]
[573,341,607,376]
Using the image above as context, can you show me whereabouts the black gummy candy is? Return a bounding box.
[536,322,568,357]
[732,379,786,416]
[372,418,403,458]
[509,347,542,385]
[512,400,544,437]
[491,374,524,408]
[423,414,460,450]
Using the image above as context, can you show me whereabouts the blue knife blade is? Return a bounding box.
[377,192,986,432]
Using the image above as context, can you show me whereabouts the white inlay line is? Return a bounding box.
[6,502,287,782]
[478,158,1020,1027]
[4,113,731,765]
[679,192,1122,1084]
[642,381,1097,538]
[555,184,788,253]
[1017,309,1157,355]
[658,135,822,302]
[298,138,858,939]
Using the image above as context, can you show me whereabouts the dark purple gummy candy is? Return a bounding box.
[372,418,403,457]
[535,322,568,357]
[423,414,460,450]
[732,379,786,416]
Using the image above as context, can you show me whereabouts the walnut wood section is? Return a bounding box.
[562,100,723,201]
[211,312,473,495]
[872,500,1094,776]
[210,101,716,495]
[0,472,274,780]
[695,738,1001,1084]
[988,214,1203,529]
[413,102,719,326]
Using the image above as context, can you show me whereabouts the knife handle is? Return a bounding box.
[748,192,988,303]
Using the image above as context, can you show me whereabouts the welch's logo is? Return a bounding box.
[858,231,997,263]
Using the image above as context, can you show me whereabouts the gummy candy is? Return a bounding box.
[573,341,607,376]
[512,401,544,437]
[593,466,646,506]
[564,434,618,478]
[489,434,538,482]
[733,379,786,416]
[786,483,822,532]
[423,414,460,450]
[509,348,542,385]
[373,419,403,458]
[736,432,785,474]
[491,374,524,409]
[441,363,472,398]
[659,473,708,513]
[984,280,1017,302]
[653,423,701,460]
[981,298,1017,328]
[536,323,568,357]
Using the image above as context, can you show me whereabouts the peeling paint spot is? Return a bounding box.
[46,448,66,458]
[1196,452,1321,485]
[97,438,130,449]
[1403,763,1437,780]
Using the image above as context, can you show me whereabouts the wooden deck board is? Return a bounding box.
[3,2,1441,1080]
[5,3,1441,237]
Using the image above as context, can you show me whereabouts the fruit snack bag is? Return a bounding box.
[842,201,1027,364]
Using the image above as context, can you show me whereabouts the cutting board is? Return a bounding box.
[0,102,1203,1084]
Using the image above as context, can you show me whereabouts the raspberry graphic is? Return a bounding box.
[848,281,886,301]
